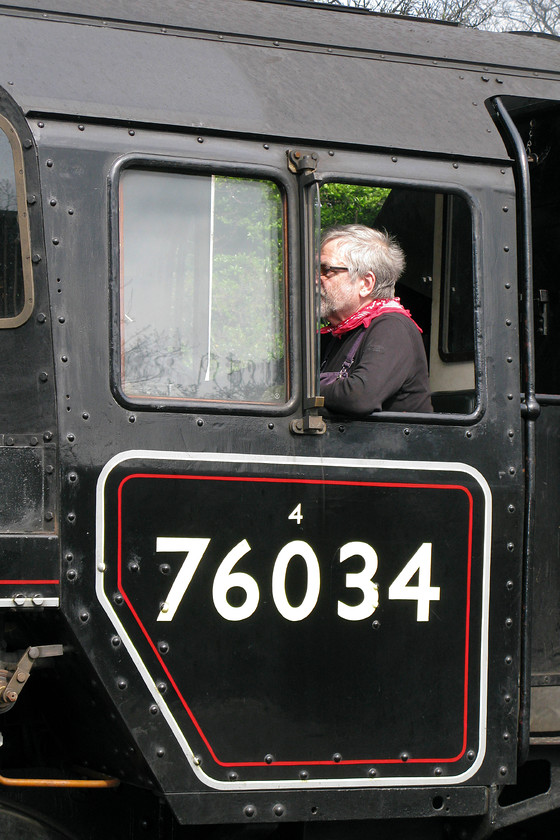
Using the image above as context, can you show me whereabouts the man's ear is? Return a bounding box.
[360,271,376,298]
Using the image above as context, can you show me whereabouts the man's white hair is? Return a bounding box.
[321,224,405,300]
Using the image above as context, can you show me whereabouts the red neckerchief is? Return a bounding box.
[320,297,422,337]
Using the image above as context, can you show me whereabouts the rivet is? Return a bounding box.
[466,430,472,438]
[193,755,202,766]
[328,150,335,156]
[117,678,128,690]
[68,208,74,215]
[128,414,136,423]
[197,418,204,427]
[265,754,274,764]
[273,805,285,817]
[508,429,514,438]
[46,159,53,167]
[158,641,169,654]
[67,512,75,523]
[157,682,167,693]
[44,511,53,521]
[368,768,377,777]
[197,137,204,144]
[503,206,509,212]
[509,467,515,475]
[332,753,342,763]
[50,198,57,207]
[268,422,274,429]
[467,750,475,761]
[111,636,120,647]
[503,732,510,741]
[506,356,513,363]
[508,504,515,513]
[403,428,410,436]
[507,542,514,551]
[507,393,513,400]
[128,129,135,136]
[263,143,269,149]
[159,564,171,575]
[156,748,165,757]
[129,561,139,572]
[506,580,513,591]
[67,569,77,581]
[505,617,513,628]
[58,316,65,323]
[504,694,512,704]
[505,654,512,664]
[244,806,255,818]
[481,75,489,82]
[400,753,409,762]
[500,766,508,776]
[65,552,73,562]
[338,425,345,433]
[273,40,280,46]
[149,704,159,715]
[505,282,511,289]
[79,610,89,622]
[372,619,381,630]
[504,245,510,252]
[78,124,85,131]
[38,121,44,128]
[453,162,459,169]
[228,771,239,781]
[391,156,398,163]
[67,433,75,442]
[434,767,442,776]
[43,430,53,441]
[52,238,59,245]
[496,78,504,84]
[506,319,511,326]
[82,412,89,420]
[114,593,123,605]
[299,770,309,780]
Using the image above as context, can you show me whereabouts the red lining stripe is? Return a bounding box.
[115,472,474,769]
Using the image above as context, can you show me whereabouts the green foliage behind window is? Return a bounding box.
[320,183,390,230]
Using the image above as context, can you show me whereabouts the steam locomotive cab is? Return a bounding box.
[0,2,559,837]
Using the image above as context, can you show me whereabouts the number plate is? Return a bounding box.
[96,451,490,789]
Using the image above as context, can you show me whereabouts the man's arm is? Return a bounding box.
[320,317,417,415]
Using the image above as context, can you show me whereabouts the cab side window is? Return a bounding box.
[119,169,286,406]
[319,182,475,414]
[0,118,32,327]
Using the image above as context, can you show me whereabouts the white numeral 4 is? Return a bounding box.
[388,543,440,621]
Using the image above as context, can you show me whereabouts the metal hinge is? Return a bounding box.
[290,397,326,435]
[287,149,319,174]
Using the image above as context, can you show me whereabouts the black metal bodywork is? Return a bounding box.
[0,1,558,837]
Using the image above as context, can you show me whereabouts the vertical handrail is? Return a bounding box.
[491,97,539,766]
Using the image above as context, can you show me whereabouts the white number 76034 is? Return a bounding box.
[155,538,440,624]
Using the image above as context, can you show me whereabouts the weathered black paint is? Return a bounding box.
[0,1,558,837]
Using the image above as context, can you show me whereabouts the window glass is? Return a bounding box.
[439,195,474,362]
[120,170,286,404]
[0,125,24,320]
